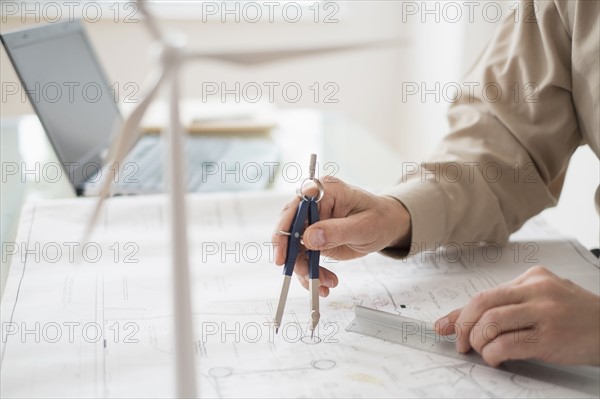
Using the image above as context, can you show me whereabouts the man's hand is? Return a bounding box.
[435,266,600,366]
[271,176,411,297]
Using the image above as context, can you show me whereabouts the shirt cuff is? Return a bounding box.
[378,179,448,258]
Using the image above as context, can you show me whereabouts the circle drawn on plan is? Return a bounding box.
[301,335,322,345]
[209,367,233,378]
[312,359,336,370]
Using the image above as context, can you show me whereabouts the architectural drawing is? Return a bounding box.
[1,193,598,398]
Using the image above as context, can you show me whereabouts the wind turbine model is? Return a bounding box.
[84,1,404,397]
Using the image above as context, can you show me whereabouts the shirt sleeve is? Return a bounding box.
[382,0,582,257]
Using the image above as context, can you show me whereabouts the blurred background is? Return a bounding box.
[1,0,598,248]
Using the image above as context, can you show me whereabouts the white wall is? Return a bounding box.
[1,1,409,152]
[1,1,481,159]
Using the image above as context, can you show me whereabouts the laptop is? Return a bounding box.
[1,20,279,196]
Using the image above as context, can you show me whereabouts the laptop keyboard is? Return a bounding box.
[85,135,279,195]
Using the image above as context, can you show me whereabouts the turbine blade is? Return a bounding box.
[137,0,165,42]
[82,65,169,245]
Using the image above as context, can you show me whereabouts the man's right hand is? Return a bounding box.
[271,176,412,297]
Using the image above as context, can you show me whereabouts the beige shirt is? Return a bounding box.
[384,0,599,254]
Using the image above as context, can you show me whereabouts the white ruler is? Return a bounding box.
[346,305,600,397]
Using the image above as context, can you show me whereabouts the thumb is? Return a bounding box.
[304,216,364,250]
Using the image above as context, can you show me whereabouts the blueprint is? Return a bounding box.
[1,192,599,398]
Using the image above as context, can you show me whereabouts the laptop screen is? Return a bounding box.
[1,20,121,190]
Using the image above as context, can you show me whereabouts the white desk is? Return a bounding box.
[1,109,598,398]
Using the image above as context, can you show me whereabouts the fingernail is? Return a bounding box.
[321,278,334,288]
[456,341,466,353]
[307,229,326,247]
[436,317,449,331]
[303,274,309,282]
[319,287,327,297]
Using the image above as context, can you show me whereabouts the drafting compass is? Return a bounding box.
[274,154,324,338]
